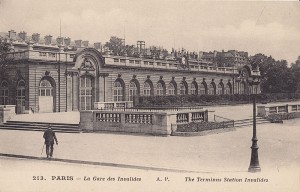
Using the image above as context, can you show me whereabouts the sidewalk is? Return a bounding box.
[0,119,299,173]
[10,100,300,124]
[10,111,80,124]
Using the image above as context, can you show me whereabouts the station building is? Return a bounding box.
[0,30,261,114]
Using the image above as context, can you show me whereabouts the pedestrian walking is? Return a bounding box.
[43,124,58,158]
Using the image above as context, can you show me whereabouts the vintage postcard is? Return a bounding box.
[0,0,299,191]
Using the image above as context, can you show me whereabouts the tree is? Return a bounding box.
[149,46,169,59]
[0,37,14,69]
[290,57,300,93]
[250,54,296,93]
[104,36,135,56]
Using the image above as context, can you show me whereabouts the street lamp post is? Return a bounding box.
[248,78,261,172]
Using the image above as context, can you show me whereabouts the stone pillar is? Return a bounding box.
[66,72,73,111]
[0,105,16,124]
[27,41,34,51]
[72,72,79,111]
[99,73,109,102]
[98,76,103,102]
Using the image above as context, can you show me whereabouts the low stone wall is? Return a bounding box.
[176,121,234,132]
[257,102,300,117]
[0,105,16,124]
[172,127,236,137]
[80,110,176,136]
[267,111,300,122]
[79,109,210,136]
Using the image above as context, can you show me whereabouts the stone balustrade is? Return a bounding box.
[79,109,210,136]
[5,50,75,63]
[257,102,300,117]
[94,101,134,110]
[6,50,247,76]
[104,56,240,75]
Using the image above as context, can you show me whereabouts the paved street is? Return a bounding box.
[1,118,299,172]
[1,117,300,191]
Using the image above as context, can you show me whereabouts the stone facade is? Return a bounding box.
[0,31,261,114]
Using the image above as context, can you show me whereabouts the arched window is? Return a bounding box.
[208,83,215,95]
[113,80,124,101]
[143,81,151,96]
[179,82,186,95]
[191,82,197,95]
[217,83,223,95]
[129,82,137,101]
[225,84,231,95]
[156,82,164,95]
[199,83,206,95]
[39,79,52,96]
[0,81,9,105]
[79,76,93,110]
[39,78,55,113]
[168,83,175,95]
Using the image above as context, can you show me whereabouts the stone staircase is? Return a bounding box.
[0,121,80,133]
[234,117,270,128]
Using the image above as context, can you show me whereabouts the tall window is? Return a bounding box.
[16,80,26,111]
[156,82,164,95]
[191,82,197,95]
[208,83,215,95]
[143,82,151,96]
[179,82,186,95]
[240,82,245,94]
[0,81,9,105]
[225,84,231,95]
[129,82,137,101]
[39,79,52,96]
[217,84,223,95]
[80,76,93,110]
[168,83,175,95]
[199,83,206,95]
[113,81,123,101]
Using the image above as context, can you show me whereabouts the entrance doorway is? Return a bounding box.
[39,79,54,113]
[79,75,94,110]
[16,80,26,114]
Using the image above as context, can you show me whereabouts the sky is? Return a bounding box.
[0,0,299,64]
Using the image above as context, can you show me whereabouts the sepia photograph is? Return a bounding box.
[0,0,299,191]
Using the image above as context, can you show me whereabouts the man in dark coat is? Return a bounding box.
[43,125,58,158]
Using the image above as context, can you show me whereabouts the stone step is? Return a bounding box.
[6,121,79,126]
[0,126,80,133]
[234,117,270,128]
[0,121,80,133]
[234,119,269,125]
[2,123,78,129]
[234,121,270,128]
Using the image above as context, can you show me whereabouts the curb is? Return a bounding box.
[0,153,207,173]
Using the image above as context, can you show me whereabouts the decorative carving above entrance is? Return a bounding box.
[45,71,50,76]
[80,58,95,71]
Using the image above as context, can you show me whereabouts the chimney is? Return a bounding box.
[8,30,17,40]
[82,41,89,47]
[32,33,40,43]
[213,50,218,57]
[56,37,63,45]
[94,42,102,50]
[44,35,52,45]
[198,51,203,59]
[18,31,27,41]
[75,40,82,47]
[64,37,71,46]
